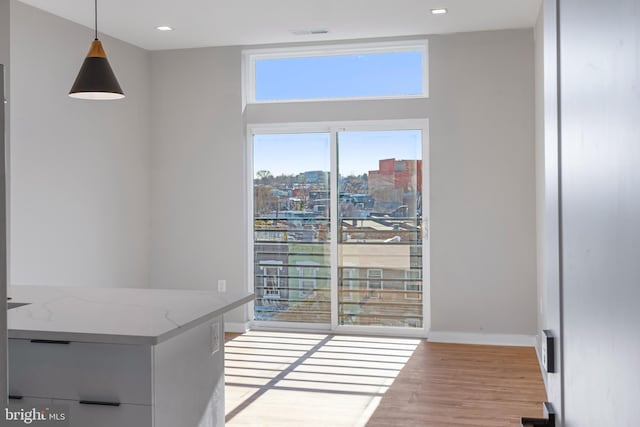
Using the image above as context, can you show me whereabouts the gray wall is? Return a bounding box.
[0,0,9,406]
[535,0,562,421]
[150,29,538,336]
[0,0,9,134]
[9,1,151,288]
[0,0,8,81]
[560,0,640,425]
[0,0,9,138]
[6,2,538,339]
[149,46,246,312]
[535,0,545,357]
[427,30,536,337]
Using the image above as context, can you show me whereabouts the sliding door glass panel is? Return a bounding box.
[253,133,331,324]
[337,130,423,328]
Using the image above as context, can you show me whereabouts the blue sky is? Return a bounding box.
[253,130,422,177]
[253,50,423,176]
[255,51,423,101]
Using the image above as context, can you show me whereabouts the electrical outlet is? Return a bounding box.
[217,279,226,292]
[211,322,220,355]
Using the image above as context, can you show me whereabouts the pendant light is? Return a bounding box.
[69,0,124,100]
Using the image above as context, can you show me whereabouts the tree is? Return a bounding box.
[256,170,273,185]
[254,186,276,215]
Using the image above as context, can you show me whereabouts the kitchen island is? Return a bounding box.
[7,285,253,427]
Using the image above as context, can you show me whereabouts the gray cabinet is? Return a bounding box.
[8,317,225,427]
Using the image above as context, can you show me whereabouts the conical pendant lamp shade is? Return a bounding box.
[69,39,125,100]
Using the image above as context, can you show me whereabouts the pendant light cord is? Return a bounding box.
[94,0,98,40]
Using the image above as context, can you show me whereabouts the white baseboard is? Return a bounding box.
[224,322,250,333]
[427,331,536,347]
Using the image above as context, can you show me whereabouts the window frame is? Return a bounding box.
[341,268,358,301]
[404,269,422,300]
[366,268,384,299]
[242,39,429,105]
[296,261,320,298]
[259,260,284,300]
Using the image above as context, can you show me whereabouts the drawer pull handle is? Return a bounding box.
[9,395,23,400]
[30,339,71,345]
[79,400,121,407]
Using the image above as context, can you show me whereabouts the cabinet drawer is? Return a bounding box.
[9,339,152,405]
[54,399,152,427]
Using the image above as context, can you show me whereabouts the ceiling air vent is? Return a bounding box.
[290,29,329,36]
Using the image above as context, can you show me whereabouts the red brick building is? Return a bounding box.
[368,159,422,204]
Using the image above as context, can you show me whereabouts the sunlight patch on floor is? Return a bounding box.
[225,331,420,427]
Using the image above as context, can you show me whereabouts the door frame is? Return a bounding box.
[246,119,430,338]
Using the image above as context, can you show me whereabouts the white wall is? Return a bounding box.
[9,1,151,288]
[150,29,537,336]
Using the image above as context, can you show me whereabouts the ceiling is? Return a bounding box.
[18,0,542,51]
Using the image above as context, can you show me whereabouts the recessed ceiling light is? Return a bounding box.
[155,26,174,31]
[431,8,448,15]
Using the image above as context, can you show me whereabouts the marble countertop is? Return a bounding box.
[7,286,254,345]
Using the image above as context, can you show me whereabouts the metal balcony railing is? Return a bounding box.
[253,216,424,327]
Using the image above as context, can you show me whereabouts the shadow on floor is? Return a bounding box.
[224,331,420,427]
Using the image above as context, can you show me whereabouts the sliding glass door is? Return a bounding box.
[252,133,332,324]
[337,130,424,329]
[250,121,428,335]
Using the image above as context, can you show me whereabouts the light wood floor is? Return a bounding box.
[366,341,547,426]
[224,332,546,427]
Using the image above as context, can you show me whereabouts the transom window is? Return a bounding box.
[243,40,429,103]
